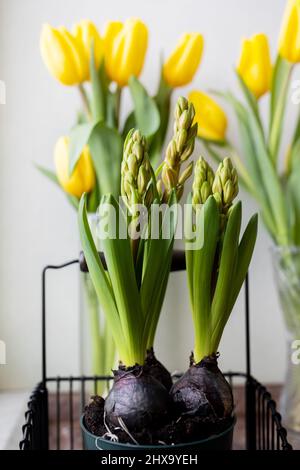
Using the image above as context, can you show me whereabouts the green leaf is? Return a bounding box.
[101,194,144,364]
[149,75,172,169]
[292,110,300,147]
[90,51,107,122]
[106,90,119,129]
[88,123,122,198]
[128,76,160,137]
[191,196,220,361]
[287,167,300,245]
[141,191,178,347]
[122,111,136,140]
[78,195,128,360]
[269,55,293,163]
[286,136,300,176]
[35,164,79,210]
[247,107,288,245]
[35,164,59,186]
[211,202,242,350]
[184,193,194,310]
[86,183,99,213]
[228,213,258,313]
[235,71,262,128]
[220,91,282,241]
[69,122,98,173]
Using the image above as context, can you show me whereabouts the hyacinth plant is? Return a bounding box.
[171,157,258,431]
[79,98,197,437]
[38,20,203,387]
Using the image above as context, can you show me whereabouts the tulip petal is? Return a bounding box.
[103,21,123,81]
[236,33,272,98]
[54,136,95,197]
[73,20,103,70]
[40,25,78,85]
[188,90,227,141]
[279,0,300,63]
[163,33,203,88]
[104,18,148,86]
[118,19,148,86]
[59,27,89,83]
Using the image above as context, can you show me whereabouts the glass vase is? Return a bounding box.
[79,214,115,396]
[272,246,300,443]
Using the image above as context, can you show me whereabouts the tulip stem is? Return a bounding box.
[78,84,92,121]
[115,86,122,130]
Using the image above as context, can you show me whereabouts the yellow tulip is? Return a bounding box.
[54,136,95,198]
[188,91,227,142]
[163,33,204,88]
[103,18,148,86]
[72,20,103,71]
[279,0,300,63]
[236,33,272,99]
[40,24,89,85]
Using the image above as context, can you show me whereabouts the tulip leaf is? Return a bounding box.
[90,53,107,123]
[69,122,98,174]
[106,90,119,130]
[149,75,172,169]
[35,164,79,210]
[269,55,293,163]
[88,123,122,198]
[219,91,278,239]
[128,76,160,138]
[235,71,264,135]
[287,167,300,245]
[122,111,136,140]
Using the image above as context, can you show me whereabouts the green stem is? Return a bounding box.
[78,84,92,121]
[268,63,293,165]
[115,86,122,130]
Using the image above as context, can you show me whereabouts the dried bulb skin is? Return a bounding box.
[145,348,173,391]
[170,355,234,421]
[104,365,170,432]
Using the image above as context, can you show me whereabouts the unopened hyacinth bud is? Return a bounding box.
[212,157,238,213]
[161,96,197,201]
[192,157,214,208]
[121,129,153,212]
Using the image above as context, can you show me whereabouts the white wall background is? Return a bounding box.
[0,0,291,390]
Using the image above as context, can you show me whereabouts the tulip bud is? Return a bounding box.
[54,136,95,198]
[40,24,91,85]
[103,18,148,87]
[279,0,300,63]
[188,90,227,142]
[237,33,272,99]
[72,20,103,72]
[163,33,204,88]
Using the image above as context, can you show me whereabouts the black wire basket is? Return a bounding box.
[19,251,293,451]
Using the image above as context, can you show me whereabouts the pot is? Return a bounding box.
[80,415,235,451]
